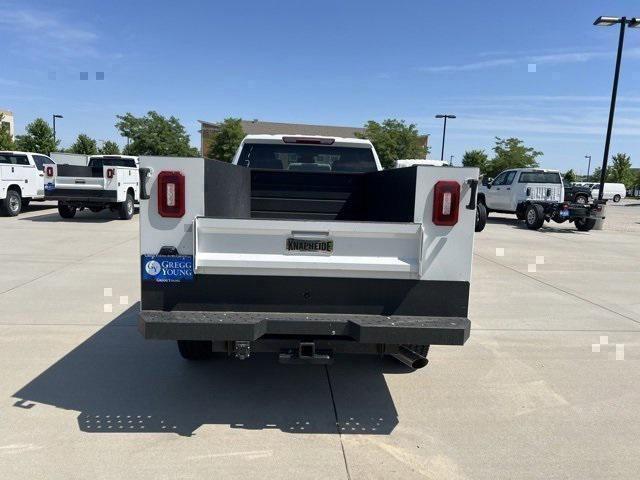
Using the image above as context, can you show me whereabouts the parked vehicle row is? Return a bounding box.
[1,152,140,219]
[478,168,602,231]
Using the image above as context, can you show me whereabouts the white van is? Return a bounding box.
[590,183,626,202]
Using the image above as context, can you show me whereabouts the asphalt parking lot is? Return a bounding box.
[1,202,639,480]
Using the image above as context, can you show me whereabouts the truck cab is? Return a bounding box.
[0,151,55,216]
[479,168,564,215]
[137,135,480,368]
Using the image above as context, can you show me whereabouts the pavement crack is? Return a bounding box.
[474,252,640,326]
[324,365,352,480]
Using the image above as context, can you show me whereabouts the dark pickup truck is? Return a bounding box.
[563,184,591,204]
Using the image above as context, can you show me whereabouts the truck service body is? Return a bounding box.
[138,135,479,367]
[44,155,140,220]
[1,151,55,216]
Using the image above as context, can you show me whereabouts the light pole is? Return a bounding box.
[450,155,454,166]
[435,114,456,161]
[585,155,591,180]
[593,16,639,200]
[52,114,63,150]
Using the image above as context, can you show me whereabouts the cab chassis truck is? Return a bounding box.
[137,136,479,368]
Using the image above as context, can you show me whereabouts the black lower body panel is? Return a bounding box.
[45,189,117,204]
[139,310,470,346]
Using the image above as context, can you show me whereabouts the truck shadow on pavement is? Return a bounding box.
[13,304,403,437]
[20,209,138,223]
[486,217,588,234]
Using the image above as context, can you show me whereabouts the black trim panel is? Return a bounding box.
[139,310,471,345]
[141,274,469,317]
[45,189,117,202]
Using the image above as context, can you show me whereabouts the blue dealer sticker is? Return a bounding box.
[44,182,55,192]
[141,255,194,282]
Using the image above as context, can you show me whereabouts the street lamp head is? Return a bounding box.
[629,18,640,28]
[435,114,456,119]
[53,114,63,119]
[594,16,622,26]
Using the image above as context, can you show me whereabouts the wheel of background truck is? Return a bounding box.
[516,210,526,221]
[89,206,103,213]
[58,203,77,219]
[1,189,22,217]
[177,340,214,360]
[525,204,545,230]
[575,217,596,232]
[613,194,621,203]
[475,203,487,232]
[575,194,588,205]
[118,193,134,220]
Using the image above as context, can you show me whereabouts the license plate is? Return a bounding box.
[560,210,570,217]
[286,238,333,254]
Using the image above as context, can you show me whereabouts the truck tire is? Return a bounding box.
[58,203,77,219]
[118,193,134,220]
[525,204,545,230]
[575,218,596,232]
[613,194,621,203]
[574,194,588,205]
[177,340,213,360]
[475,203,487,232]
[1,189,22,216]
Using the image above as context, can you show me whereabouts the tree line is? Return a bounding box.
[0,111,198,157]
[462,141,637,189]
[3,111,636,189]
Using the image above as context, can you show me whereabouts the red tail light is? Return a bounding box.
[106,168,115,179]
[433,180,460,226]
[158,171,185,218]
[45,166,53,177]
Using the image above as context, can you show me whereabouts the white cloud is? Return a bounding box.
[0,7,107,60]
[421,47,640,73]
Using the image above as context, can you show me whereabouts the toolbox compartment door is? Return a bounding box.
[194,217,422,279]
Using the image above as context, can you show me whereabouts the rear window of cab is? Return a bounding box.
[518,172,561,184]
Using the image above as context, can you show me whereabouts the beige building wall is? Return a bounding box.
[0,109,15,139]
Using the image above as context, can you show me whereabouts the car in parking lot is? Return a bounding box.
[1,151,55,216]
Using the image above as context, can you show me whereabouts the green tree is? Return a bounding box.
[564,169,577,183]
[608,153,633,188]
[207,118,244,162]
[115,111,199,157]
[486,137,542,177]
[462,149,489,173]
[69,134,98,155]
[15,118,59,154]
[99,140,121,155]
[356,119,428,169]
[0,113,15,150]
[590,167,602,183]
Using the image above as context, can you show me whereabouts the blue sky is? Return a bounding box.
[1,0,639,173]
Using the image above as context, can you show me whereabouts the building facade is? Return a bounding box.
[198,119,429,158]
[0,109,14,139]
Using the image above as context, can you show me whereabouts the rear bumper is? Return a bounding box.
[45,188,117,204]
[138,310,470,346]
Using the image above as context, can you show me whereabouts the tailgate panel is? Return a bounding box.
[194,217,422,279]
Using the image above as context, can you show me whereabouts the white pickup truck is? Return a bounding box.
[137,135,480,369]
[43,155,139,220]
[1,151,56,216]
[477,168,601,231]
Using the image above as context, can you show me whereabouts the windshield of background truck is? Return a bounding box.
[518,172,561,183]
[88,157,136,168]
[237,143,378,173]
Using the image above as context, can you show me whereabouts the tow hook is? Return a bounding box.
[234,341,251,360]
